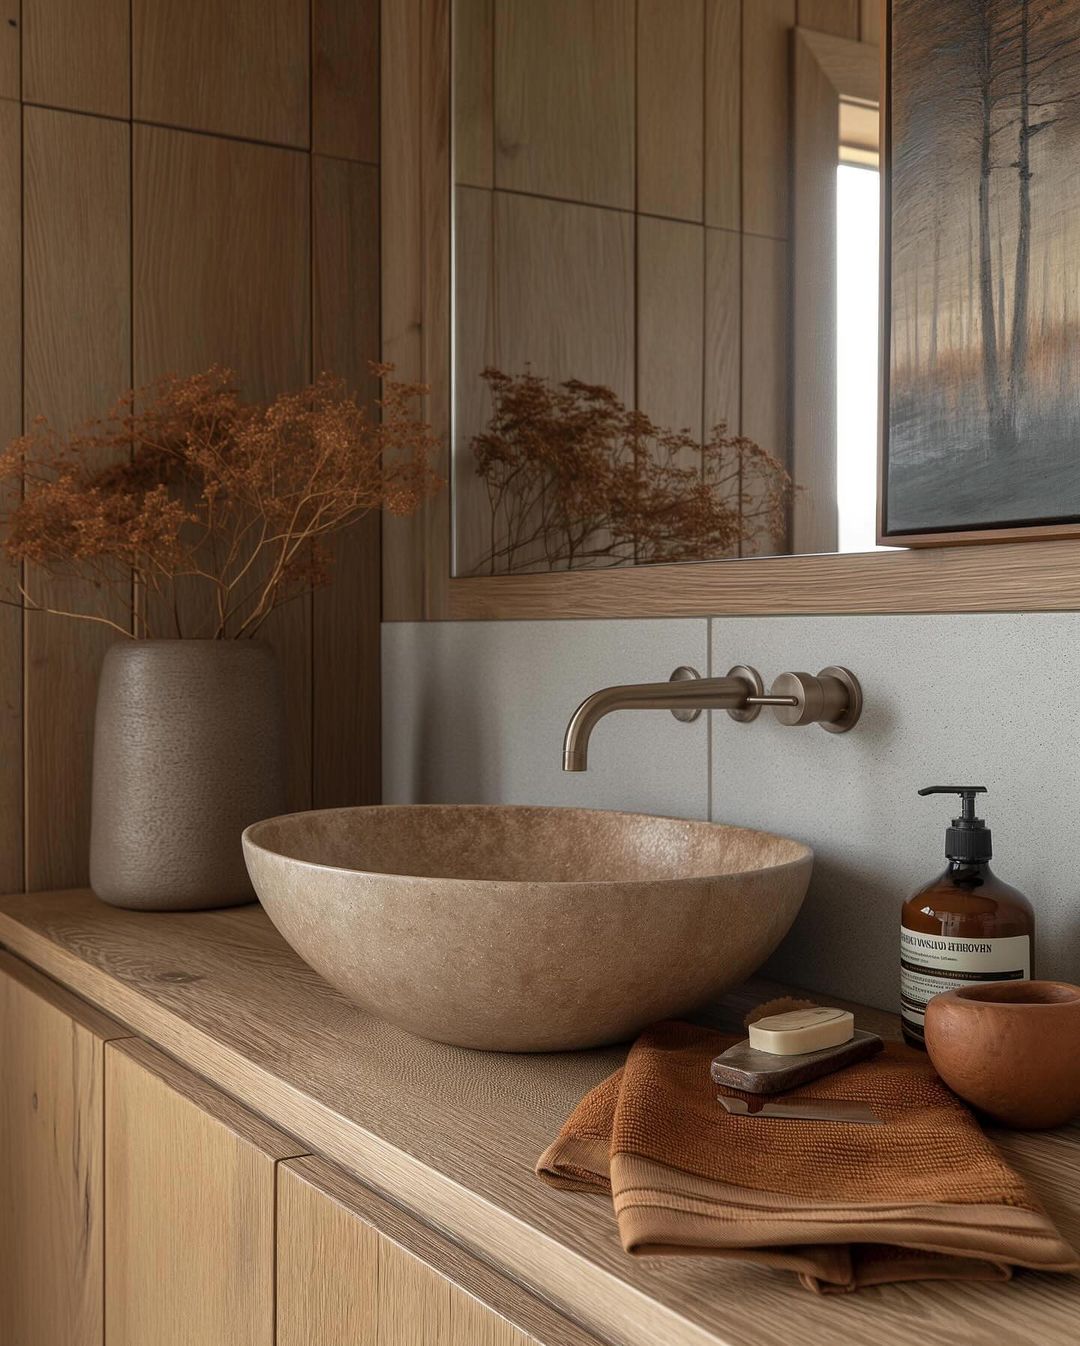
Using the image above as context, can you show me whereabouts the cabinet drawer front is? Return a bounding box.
[0,953,128,1346]
[104,1038,303,1346]
[278,1157,604,1346]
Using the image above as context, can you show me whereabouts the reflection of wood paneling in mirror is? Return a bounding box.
[704,229,742,440]
[453,188,496,575]
[860,0,882,45]
[494,193,634,400]
[441,0,884,595]
[638,0,704,222]
[454,0,493,188]
[0,103,20,894]
[741,234,791,555]
[638,216,705,445]
[704,228,744,546]
[797,0,858,37]
[490,191,633,571]
[705,0,742,233]
[742,0,796,240]
[494,0,634,209]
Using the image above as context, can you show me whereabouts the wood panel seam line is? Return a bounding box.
[128,0,135,640]
[311,146,380,171]
[19,100,312,154]
[467,180,778,234]
[18,96,25,892]
[307,9,315,815]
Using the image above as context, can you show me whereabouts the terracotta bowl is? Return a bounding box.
[925,981,1080,1129]
[242,804,813,1052]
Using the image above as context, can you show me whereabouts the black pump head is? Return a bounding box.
[918,786,991,862]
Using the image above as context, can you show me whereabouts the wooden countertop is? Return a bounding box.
[1,890,1079,1346]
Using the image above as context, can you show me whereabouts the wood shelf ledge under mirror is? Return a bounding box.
[381,0,1080,623]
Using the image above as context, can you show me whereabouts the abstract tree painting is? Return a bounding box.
[885,0,1080,538]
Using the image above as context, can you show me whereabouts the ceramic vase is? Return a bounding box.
[90,640,288,911]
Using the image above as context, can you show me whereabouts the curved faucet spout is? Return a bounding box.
[562,674,752,772]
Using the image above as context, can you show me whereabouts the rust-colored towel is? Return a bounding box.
[536,1021,1078,1294]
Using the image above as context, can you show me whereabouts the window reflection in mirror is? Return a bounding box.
[450,3,884,576]
[837,96,888,553]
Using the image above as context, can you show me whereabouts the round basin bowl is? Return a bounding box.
[242,804,813,1052]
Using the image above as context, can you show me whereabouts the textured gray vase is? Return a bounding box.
[90,640,288,911]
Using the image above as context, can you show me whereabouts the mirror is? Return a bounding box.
[450,2,884,577]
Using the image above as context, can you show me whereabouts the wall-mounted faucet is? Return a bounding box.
[562,665,862,771]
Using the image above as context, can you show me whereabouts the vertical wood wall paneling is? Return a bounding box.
[637,0,703,222]
[22,0,129,117]
[453,0,493,188]
[704,0,742,233]
[105,1038,305,1346]
[23,106,130,891]
[741,0,796,240]
[0,101,21,893]
[860,0,882,45]
[797,0,859,37]
[312,0,379,163]
[494,0,634,210]
[0,0,18,97]
[0,952,130,1346]
[132,0,308,147]
[312,155,382,807]
[132,124,312,810]
[741,233,790,554]
[381,0,427,619]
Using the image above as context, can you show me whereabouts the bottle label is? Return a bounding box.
[900,927,1031,1039]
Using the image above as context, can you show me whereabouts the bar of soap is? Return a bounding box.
[747,1006,854,1056]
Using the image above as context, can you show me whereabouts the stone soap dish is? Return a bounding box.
[711,1030,884,1095]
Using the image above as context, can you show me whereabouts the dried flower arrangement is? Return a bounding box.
[469,369,794,574]
[0,365,442,638]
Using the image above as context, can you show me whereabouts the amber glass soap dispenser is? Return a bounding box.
[900,786,1034,1048]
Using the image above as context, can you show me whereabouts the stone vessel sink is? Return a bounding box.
[242,805,813,1052]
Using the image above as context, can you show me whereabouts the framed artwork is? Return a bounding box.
[881,0,1080,544]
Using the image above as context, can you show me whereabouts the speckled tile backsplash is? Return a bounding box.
[383,613,1080,1011]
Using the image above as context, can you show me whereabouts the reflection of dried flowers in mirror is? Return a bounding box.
[470,368,794,573]
[1,364,442,638]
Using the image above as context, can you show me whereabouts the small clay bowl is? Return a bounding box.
[925,981,1080,1129]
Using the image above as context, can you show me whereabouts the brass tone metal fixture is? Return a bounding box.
[562,665,863,771]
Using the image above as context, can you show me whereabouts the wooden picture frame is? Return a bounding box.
[879,0,1080,547]
[381,0,1080,621]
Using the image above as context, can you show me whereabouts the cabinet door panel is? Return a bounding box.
[279,1158,601,1346]
[0,953,128,1346]
[105,1038,303,1346]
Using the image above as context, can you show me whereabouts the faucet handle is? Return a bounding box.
[768,667,863,733]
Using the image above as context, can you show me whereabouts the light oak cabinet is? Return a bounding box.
[278,1157,549,1346]
[0,953,598,1346]
[104,1038,304,1346]
[0,953,128,1346]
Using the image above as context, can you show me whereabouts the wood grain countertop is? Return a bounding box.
[1,889,1078,1346]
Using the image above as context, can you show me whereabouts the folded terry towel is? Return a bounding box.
[536,1020,1078,1293]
